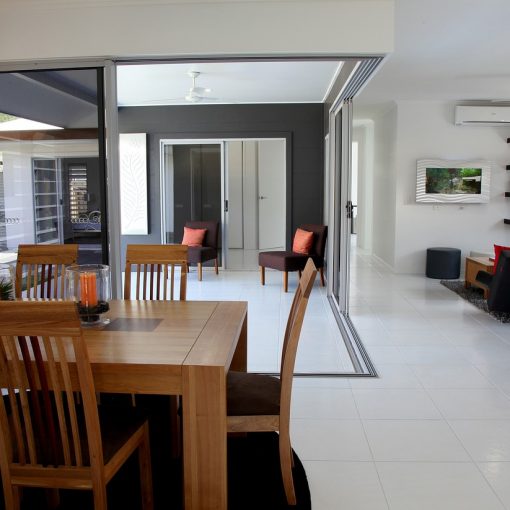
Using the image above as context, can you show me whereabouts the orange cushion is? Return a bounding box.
[494,244,510,270]
[292,228,314,255]
[182,227,207,247]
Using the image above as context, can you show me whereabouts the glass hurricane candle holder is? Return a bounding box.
[65,264,111,326]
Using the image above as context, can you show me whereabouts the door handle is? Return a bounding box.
[258,196,267,200]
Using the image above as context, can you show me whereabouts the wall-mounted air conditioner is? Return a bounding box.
[455,105,510,126]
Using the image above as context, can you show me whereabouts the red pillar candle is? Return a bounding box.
[79,272,88,306]
[88,273,98,307]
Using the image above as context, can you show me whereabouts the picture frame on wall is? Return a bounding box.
[416,159,491,203]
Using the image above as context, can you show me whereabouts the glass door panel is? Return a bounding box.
[0,68,107,271]
[162,142,222,264]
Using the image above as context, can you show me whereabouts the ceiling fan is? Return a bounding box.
[183,71,215,103]
[141,70,227,105]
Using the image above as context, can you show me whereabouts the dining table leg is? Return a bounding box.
[181,309,247,510]
[182,364,227,509]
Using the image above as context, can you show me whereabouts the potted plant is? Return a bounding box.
[0,265,14,300]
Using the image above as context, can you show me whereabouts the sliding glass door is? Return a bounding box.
[330,100,353,313]
[0,68,107,269]
[160,141,223,264]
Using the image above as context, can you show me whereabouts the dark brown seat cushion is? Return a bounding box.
[258,251,308,272]
[227,371,281,416]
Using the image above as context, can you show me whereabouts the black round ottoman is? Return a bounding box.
[426,247,461,279]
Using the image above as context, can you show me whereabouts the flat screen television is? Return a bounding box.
[416,159,490,203]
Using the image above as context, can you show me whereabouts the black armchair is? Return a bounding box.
[475,250,510,312]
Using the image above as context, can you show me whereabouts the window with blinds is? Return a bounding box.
[69,165,88,221]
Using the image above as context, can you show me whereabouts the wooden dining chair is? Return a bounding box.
[15,244,79,299]
[226,258,317,505]
[123,244,187,457]
[124,244,188,300]
[0,300,153,510]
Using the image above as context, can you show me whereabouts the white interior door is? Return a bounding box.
[257,139,285,250]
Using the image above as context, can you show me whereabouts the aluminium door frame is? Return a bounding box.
[328,99,353,314]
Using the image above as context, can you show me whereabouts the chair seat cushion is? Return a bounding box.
[258,251,308,272]
[227,371,281,416]
[187,246,217,264]
[475,270,493,289]
[98,405,148,464]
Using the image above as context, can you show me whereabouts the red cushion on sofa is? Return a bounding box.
[182,227,207,247]
[494,244,510,271]
[292,228,314,255]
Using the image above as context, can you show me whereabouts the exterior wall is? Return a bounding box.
[0,1,394,62]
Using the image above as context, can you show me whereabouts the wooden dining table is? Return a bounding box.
[84,299,248,510]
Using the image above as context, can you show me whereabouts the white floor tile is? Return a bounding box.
[427,389,510,419]
[376,462,505,510]
[303,461,389,510]
[352,389,442,419]
[479,462,510,508]
[398,345,469,365]
[410,365,494,389]
[291,387,359,419]
[292,419,372,461]
[363,420,470,461]
[449,420,510,461]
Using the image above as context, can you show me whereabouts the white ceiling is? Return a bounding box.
[117,0,510,111]
[117,61,343,106]
[357,0,510,109]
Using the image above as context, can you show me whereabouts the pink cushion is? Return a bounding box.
[182,227,207,247]
[292,228,314,255]
[494,244,510,271]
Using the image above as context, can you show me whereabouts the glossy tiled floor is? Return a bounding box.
[297,248,510,510]
[191,242,510,509]
[186,265,355,374]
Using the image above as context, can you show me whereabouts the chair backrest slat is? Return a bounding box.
[278,259,317,420]
[0,301,100,470]
[15,245,79,299]
[124,244,188,301]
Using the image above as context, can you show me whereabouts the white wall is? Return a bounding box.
[371,103,398,268]
[0,1,394,62]
[394,101,510,274]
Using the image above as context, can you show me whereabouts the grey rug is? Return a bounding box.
[440,280,510,323]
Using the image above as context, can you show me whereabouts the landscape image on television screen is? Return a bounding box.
[425,167,482,194]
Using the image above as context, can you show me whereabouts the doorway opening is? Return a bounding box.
[225,139,286,270]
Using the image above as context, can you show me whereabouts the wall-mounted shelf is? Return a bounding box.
[505,139,509,225]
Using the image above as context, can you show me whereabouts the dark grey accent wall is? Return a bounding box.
[118,103,324,258]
